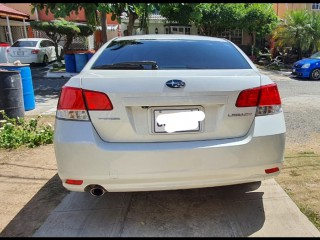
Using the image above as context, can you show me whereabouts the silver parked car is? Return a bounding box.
[7,38,62,65]
[54,35,286,196]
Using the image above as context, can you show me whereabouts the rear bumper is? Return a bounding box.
[54,113,286,192]
[8,55,40,64]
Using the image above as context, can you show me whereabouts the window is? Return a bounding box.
[46,40,54,47]
[312,3,320,9]
[12,41,37,47]
[216,29,242,45]
[40,41,47,47]
[92,39,251,70]
[165,26,191,35]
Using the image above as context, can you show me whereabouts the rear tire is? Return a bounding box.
[43,55,49,66]
[310,68,320,80]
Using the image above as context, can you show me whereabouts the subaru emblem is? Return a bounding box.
[166,80,186,88]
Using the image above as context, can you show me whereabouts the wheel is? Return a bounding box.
[43,55,49,66]
[310,68,320,80]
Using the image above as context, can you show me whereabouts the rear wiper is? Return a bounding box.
[92,61,159,70]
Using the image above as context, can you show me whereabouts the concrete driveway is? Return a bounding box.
[26,66,320,237]
[33,179,319,237]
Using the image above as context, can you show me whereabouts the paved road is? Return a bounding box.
[25,66,320,237]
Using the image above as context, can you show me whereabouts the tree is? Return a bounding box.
[243,3,278,56]
[31,3,109,43]
[195,3,246,36]
[159,3,201,26]
[30,19,95,63]
[110,3,159,36]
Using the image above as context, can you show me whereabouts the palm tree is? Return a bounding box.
[273,10,312,59]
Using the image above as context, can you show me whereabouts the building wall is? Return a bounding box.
[273,3,309,19]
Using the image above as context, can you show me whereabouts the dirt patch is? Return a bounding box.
[0,145,68,237]
[0,115,68,236]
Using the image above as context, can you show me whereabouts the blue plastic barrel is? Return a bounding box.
[75,53,88,73]
[86,52,94,61]
[64,54,76,73]
[0,64,35,111]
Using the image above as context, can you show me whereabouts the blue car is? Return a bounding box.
[292,52,320,80]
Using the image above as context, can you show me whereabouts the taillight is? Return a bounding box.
[31,49,40,54]
[83,90,113,110]
[56,86,113,120]
[236,83,282,116]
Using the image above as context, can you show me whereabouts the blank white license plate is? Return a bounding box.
[17,51,24,56]
[153,108,201,133]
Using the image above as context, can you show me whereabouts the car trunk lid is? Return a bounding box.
[80,69,261,142]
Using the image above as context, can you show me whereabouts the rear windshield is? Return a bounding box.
[12,41,38,47]
[92,39,251,70]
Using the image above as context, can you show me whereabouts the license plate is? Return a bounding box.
[153,108,203,133]
[292,69,296,73]
[17,51,24,56]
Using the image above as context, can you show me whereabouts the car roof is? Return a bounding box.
[15,38,51,42]
[114,34,227,42]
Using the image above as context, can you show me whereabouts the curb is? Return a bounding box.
[46,71,78,78]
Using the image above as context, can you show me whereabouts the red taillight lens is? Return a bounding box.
[236,84,281,107]
[66,179,83,185]
[57,86,86,110]
[31,49,40,54]
[265,167,279,174]
[259,84,281,106]
[56,87,113,120]
[235,87,260,107]
[83,90,113,110]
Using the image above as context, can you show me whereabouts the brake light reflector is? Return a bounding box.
[83,90,113,110]
[265,167,279,174]
[66,179,83,185]
[236,83,282,116]
[31,49,40,54]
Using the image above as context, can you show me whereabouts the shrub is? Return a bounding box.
[0,110,54,149]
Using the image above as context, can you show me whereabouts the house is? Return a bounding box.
[0,3,121,51]
[0,4,30,45]
[273,3,319,19]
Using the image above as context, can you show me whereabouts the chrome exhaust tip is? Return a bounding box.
[89,185,106,197]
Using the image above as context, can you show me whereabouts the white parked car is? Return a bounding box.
[54,35,286,196]
[7,38,62,65]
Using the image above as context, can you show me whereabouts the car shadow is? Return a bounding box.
[0,174,68,237]
[289,75,320,81]
[32,181,265,237]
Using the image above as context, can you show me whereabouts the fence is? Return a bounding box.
[0,26,26,43]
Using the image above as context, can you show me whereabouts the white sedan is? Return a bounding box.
[7,38,62,65]
[54,35,286,196]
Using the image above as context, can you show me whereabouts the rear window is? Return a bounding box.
[12,41,38,47]
[92,39,251,70]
